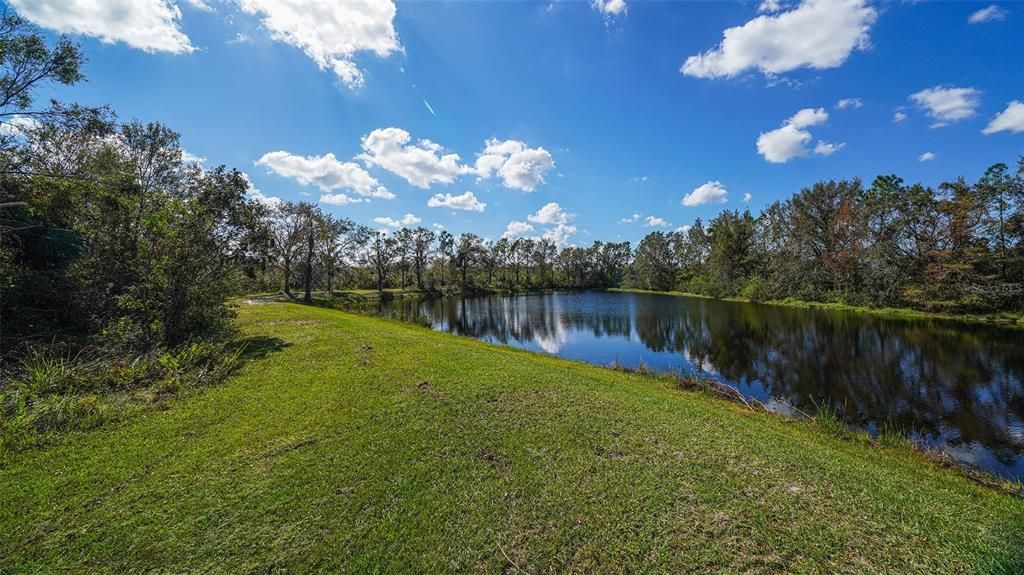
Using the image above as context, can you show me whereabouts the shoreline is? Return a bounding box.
[608,287,1024,327]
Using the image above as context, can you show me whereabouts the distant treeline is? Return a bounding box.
[264,161,1024,316]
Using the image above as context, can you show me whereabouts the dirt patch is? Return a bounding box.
[414,380,445,400]
[477,449,507,471]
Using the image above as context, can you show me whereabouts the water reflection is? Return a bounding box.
[370,291,1024,480]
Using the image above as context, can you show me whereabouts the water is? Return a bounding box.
[366,290,1024,480]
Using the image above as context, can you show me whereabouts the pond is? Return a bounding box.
[364,290,1024,480]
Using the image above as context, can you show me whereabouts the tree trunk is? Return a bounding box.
[304,230,314,303]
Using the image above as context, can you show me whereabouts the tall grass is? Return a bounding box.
[0,340,247,458]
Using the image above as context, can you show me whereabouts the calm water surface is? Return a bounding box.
[367,291,1024,480]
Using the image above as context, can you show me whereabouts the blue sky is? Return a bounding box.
[8,0,1023,245]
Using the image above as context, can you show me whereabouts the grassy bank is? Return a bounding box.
[2,302,1022,573]
[609,287,1024,327]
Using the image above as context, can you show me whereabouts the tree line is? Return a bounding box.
[630,168,1024,313]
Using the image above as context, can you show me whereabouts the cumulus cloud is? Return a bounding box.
[681,0,876,79]
[968,5,1008,24]
[918,152,936,162]
[473,138,555,192]
[256,150,394,199]
[758,0,783,13]
[836,98,863,110]
[541,223,578,248]
[427,191,486,212]
[185,0,215,13]
[813,141,845,156]
[527,202,571,225]
[241,173,282,208]
[909,86,981,127]
[181,150,207,165]
[320,193,365,205]
[756,107,840,163]
[374,213,421,228]
[502,221,535,238]
[619,213,642,224]
[742,192,753,202]
[683,180,729,206]
[644,216,670,228]
[0,115,40,138]
[675,224,693,234]
[591,0,627,18]
[982,101,1024,135]
[358,127,466,189]
[9,0,194,54]
[893,110,908,123]
[236,0,401,88]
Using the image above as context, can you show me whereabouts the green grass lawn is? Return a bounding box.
[2,302,1022,573]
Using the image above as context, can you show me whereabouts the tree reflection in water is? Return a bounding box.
[372,291,1024,480]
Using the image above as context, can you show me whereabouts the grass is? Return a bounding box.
[1,302,1022,573]
[609,287,1024,327]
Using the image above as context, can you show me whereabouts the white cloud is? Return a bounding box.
[320,193,365,205]
[675,224,693,234]
[681,0,876,79]
[982,101,1024,135]
[427,191,486,212]
[185,0,215,13]
[10,0,194,54]
[756,107,838,163]
[909,86,981,127]
[374,213,421,228]
[619,213,642,223]
[629,175,649,182]
[591,0,627,18]
[241,173,282,208]
[836,98,863,110]
[758,0,783,13]
[432,223,445,230]
[968,5,1008,24]
[893,110,908,123]
[918,152,936,162]
[0,115,40,138]
[236,0,401,88]
[527,202,571,225]
[502,221,535,238]
[644,216,670,228]
[683,180,729,207]
[358,127,466,189]
[813,141,845,156]
[473,138,555,192]
[182,150,207,165]
[256,150,394,199]
[541,223,577,248]
[742,193,753,202]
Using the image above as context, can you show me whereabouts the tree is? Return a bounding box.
[631,232,674,291]
[532,238,557,288]
[410,226,435,290]
[268,202,305,295]
[365,231,398,294]
[0,14,83,120]
[394,227,414,289]
[437,230,454,286]
[453,233,483,290]
[318,214,368,293]
[705,209,758,297]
